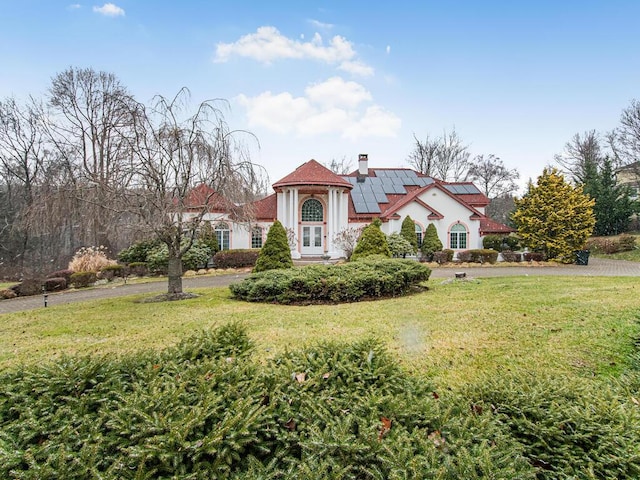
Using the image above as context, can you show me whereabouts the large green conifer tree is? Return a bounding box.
[512,168,595,263]
[253,220,293,272]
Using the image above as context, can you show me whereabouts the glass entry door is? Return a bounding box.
[301,225,323,255]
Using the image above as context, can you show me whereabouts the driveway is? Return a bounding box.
[0,257,638,314]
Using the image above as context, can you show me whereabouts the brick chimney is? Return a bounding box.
[358,153,368,176]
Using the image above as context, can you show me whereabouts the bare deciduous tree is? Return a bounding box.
[45,67,137,252]
[408,128,470,181]
[467,154,519,198]
[326,156,353,175]
[554,130,606,184]
[124,89,263,297]
[617,99,640,164]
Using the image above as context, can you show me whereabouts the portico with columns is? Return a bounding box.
[273,160,352,259]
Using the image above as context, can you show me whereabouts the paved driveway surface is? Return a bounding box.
[0,257,638,314]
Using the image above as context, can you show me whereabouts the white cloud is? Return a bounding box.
[215,26,374,76]
[308,19,334,30]
[67,4,82,10]
[339,60,374,77]
[386,45,391,54]
[93,3,125,16]
[305,76,371,109]
[236,77,400,140]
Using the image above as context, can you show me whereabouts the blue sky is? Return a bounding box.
[2,1,640,191]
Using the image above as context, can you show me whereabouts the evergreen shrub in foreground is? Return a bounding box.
[230,258,431,304]
[1,323,638,479]
[0,323,535,479]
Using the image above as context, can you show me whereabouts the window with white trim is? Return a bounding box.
[415,223,423,248]
[215,222,230,250]
[450,223,467,249]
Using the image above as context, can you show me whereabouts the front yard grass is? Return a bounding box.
[1,275,638,387]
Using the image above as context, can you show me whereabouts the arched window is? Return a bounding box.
[449,223,467,249]
[215,222,230,250]
[415,223,423,248]
[301,198,323,222]
[251,226,263,249]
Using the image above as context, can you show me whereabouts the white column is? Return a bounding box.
[291,188,300,258]
[327,188,335,255]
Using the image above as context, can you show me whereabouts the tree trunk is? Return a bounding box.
[167,255,183,295]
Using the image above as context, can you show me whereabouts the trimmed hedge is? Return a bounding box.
[46,269,74,284]
[231,258,431,304]
[99,264,125,281]
[11,278,43,297]
[128,262,148,277]
[43,277,67,291]
[501,251,523,262]
[586,234,638,254]
[70,271,97,288]
[456,249,499,264]
[213,249,260,269]
[524,252,546,262]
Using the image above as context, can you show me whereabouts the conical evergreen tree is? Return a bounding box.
[584,157,639,235]
[350,218,391,261]
[400,215,418,252]
[513,168,595,262]
[253,220,293,272]
[420,223,443,260]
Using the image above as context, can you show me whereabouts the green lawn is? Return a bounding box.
[2,275,638,387]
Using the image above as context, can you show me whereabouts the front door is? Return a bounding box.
[301,225,323,255]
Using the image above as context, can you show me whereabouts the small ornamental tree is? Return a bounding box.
[351,218,391,261]
[420,223,443,260]
[400,215,419,252]
[512,168,595,263]
[253,220,293,272]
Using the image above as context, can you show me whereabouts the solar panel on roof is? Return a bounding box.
[353,201,368,213]
[466,185,481,194]
[374,192,389,203]
[365,202,381,213]
[374,170,387,177]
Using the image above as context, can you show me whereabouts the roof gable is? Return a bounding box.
[273,159,353,189]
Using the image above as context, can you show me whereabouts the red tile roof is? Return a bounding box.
[181,184,231,212]
[479,217,515,234]
[273,159,353,189]
[251,193,278,221]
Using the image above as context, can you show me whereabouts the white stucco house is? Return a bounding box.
[192,154,512,259]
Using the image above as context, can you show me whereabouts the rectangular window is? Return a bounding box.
[450,232,458,249]
[314,227,322,247]
[251,228,263,248]
[459,233,467,249]
[303,227,310,247]
[216,231,230,250]
[416,232,423,248]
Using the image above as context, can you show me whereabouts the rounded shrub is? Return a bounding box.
[0,288,17,299]
[128,262,148,277]
[43,277,67,291]
[253,220,293,273]
[14,278,44,297]
[99,264,125,281]
[350,218,391,261]
[213,249,260,269]
[387,232,415,258]
[232,258,431,304]
[117,239,161,264]
[46,269,74,284]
